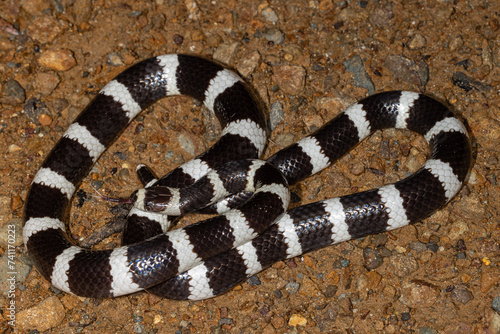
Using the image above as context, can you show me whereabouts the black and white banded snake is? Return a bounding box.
[23,54,472,300]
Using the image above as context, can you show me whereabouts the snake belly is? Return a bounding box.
[23,54,472,300]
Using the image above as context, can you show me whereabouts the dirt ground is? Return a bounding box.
[1,0,500,333]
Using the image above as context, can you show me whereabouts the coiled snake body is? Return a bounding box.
[23,54,471,300]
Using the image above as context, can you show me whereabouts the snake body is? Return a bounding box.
[23,54,472,300]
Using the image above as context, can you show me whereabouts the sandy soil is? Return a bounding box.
[1,0,499,333]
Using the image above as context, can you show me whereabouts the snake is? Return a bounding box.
[23,54,472,300]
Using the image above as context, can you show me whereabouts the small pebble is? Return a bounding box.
[129,10,142,17]
[409,241,427,253]
[390,254,418,277]
[401,312,411,321]
[27,16,65,44]
[184,0,200,20]
[490,312,500,334]
[343,55,375,94]
[8,144,21,152]
[369,6,394,27]
[323,285,338,298]
[419,327,439,334]
[492,296,500,313]
[1,79,25,104]
[72,0,93,23]
[363,247,384,270]
[173,34,184,45]
[92,180,104,190]
[261,7,279,23]
[118,168,130,181]
[177,132,195,156]
[259,304,270,316]
[38,114,53,126]
[340,259,350,267]
[426,242,439,253]
[38,49,77,71]
[384,55,429,87]
[164,151,174,160]
[400,281,438,308]
[285,281,300,294]
[236,50,260,77]
[219,318,234,325]
[133,323,144,333]
[33,72,60,96]
[408,34,427,49]
[448,221,469,240]
[16,296,66,331]
[370,234,388,248]
[350,162,365,175]
[107,52,124,66]
[114,152,127,160]
[272,65,306,95]
[288,314,307,327]
[449,36,464,52]
[264,27,284,44]
[213,42,240,64]
[269,102,284,131]
[481,272,499,293]
[247,275,261,286]
[274,133,295,147]
[450,286,474,304]
[366,271,382,290]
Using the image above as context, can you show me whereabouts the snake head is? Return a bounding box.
[131,187,177,214]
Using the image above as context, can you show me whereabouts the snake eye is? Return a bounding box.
[144,199,164,212]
